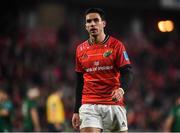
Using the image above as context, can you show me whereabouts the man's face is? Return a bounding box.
[177,97,180,105]
[85,13,106,37]
[0,91,7,102]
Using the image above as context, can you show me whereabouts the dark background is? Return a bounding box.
[0,0,179,131]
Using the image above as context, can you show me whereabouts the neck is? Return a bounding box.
[90,33,106,44]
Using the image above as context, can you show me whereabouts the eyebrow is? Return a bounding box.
[86,18,100,23]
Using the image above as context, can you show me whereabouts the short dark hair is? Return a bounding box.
[0,88,7,93]
[85,8,106,20]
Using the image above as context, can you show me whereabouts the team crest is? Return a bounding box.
[103,50,113,57]
[94,61,99,66]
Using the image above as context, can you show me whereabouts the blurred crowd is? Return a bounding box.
[124,31,180,131]
[0,2,180,132]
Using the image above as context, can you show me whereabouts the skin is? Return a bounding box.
[28,88,41,131]
[85,13,106,44]
[31,108,41,132]
[0,90,7,103]
[164,97,180,132]
[72,12,125,132]
[0,91,9,117]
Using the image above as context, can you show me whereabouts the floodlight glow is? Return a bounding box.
[158,21,166,32]
[158,20,174,32]
[165,20,174,32]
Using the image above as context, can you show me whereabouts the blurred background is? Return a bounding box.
[0,0,180,132]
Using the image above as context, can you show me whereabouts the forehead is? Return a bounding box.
[86,13,101,20]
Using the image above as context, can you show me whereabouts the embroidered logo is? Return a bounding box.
[94,61,99,66]
[103,50,113,57]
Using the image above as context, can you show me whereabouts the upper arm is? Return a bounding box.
[115,41,131,68]
[31,107,38,118]
[164,114,174,131]
[30,107,39,123]
[75,47,85,73]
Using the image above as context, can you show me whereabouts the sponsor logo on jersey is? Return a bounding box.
[123,51,129,61]
[85,66,113,72]
[103,50,113,57]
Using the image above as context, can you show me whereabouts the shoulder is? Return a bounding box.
[76,40,89,55]
[47,94,53,102]
[47,94,58,103]
[76,40,88,50]
[109,36,124,48]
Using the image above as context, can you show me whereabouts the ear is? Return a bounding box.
[85,23,88,31]
[103,20,106,28]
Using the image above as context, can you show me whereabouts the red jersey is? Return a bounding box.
[75,35,131,106]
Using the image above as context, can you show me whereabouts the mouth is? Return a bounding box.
[90,28,98,33]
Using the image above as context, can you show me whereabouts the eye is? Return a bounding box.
[86,19,91,23]
[94,18,99,23]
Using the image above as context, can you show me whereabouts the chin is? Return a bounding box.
[91,33,98,37]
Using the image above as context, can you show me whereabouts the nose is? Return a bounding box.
[90,20,96,26]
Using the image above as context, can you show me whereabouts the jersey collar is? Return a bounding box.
[88,35,110,45]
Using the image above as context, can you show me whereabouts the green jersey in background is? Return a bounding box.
[170,105,180,132]
[22,98,37,132]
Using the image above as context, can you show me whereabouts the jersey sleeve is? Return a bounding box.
[169,106,176,117]
[75,47,84,73]
[115,41,131,68]
[29,100,37,109]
